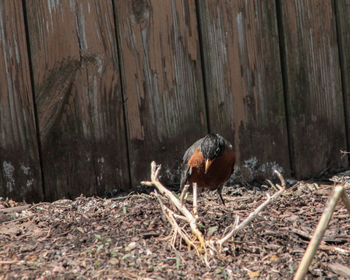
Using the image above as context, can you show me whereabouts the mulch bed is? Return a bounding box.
[0,183,349,279]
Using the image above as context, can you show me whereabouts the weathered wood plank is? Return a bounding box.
[114,0,208,185]
[278,0,348,178]
[197,0,290,180]
[0,0,43,202]
[335,0,350,156]
[25,0,130,200]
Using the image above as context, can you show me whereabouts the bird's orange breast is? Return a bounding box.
[187,146,235,190]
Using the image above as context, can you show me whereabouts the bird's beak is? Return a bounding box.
[204,159,212,174]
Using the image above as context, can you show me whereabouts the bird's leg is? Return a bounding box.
[193,183,198,219]
[217,186,226,206]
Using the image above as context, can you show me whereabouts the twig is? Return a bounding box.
[294,185,344,280]
[266,170,285,192]
[291,228,311,240]
[180,184,189,205]
[216,187,285,246]
[2,214,35,225]
[341,189,350,216]
[172,212,189,222]
[274,170,286,188]
[153,191,197,250]
[0,260,20,264]
[0,205,30,214]
[266,179,279,191]
[319,244,350,256]
[45,227,52,238]
[141,162,205,248]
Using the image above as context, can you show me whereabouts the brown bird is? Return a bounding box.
[180,133,236,205]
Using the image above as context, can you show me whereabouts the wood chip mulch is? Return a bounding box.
[0,183,349,279]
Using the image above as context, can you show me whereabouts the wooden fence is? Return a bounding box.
[1,0,349,202]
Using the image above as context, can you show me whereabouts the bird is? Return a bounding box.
[180,133,236,205]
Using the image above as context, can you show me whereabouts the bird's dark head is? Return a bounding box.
[200,133,226,173]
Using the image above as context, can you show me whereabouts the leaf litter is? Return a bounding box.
[0,182,349,279]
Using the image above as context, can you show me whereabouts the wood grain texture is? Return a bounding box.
[114,0,208,185]
[335,0,350,154]
[279,0,348,178]
[197,0,290,180]
[0,0,43,202]
[25,0,129,200]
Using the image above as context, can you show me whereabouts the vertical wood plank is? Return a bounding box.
[114,0,208,185]
[25,0,130,200]
[0,0,43,202]
[279,0,348,178]
[335,0,350,156]
[197,0,290,180]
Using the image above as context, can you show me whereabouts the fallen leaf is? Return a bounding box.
[247,270,260,278]
[270,254,279,262]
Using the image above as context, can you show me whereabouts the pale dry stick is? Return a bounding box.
[141,162,205,248]
[341,189,350,215]
[266,179,279,191]
[193,183,198,219]
[319,244,350,256]
[266,169,286,191]
[154,191,202,256]
[291,228,350,255]
[234,215,240,228]
[153,191,189,245]
[274,169,286,188]
[221,215,240,238]
[208,215,241,256]
[172,212,189,222]
[216,186,285,247]
[0,260,20,265]
[0,205,30,213]
[180,184,189,205]
[3,214,35,225]
[294,185,344,280]
[156,193,197,250]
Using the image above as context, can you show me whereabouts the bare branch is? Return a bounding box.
[140,181,153,186]
[215,170,286,246]
[340,150,350,158]
[142,162,205,248]
[153,191,197,250]
[274,170,286,188]
[216,186,285,246]
[266,179,279,191]
[294,185,344,280]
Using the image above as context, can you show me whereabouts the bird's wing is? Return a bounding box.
[219,134,235,168]
[179,137,204,190]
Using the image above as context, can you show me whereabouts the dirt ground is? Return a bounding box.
[0,179,349,279]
